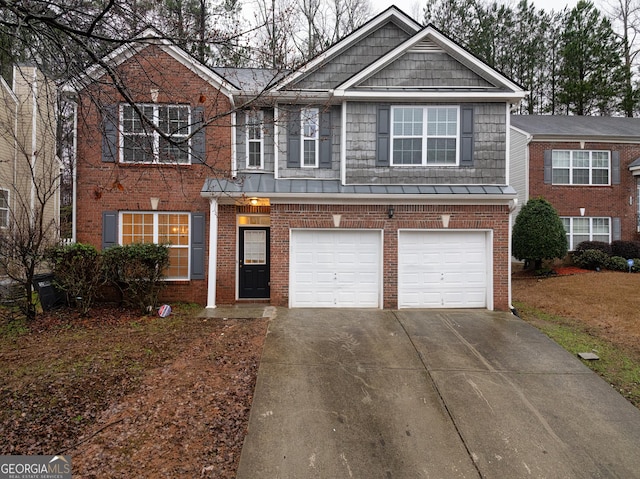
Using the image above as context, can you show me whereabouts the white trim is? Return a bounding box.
[288,228,384,308]
[64,31,235,96]
[390,105,460,166]
[397,229,493,310]
[337,26,526,95]
[561,216,612,250]
[301,107,320,168]
[274,105,279,180]
[550,149,611,186]
[274,8,420,91]
[119,211,191,280]
[231,111,237,177]
[206,199,218,309]
[341,101,347,185]
[245,110,264,170]
[505,104,511,186]
[0,188,10,228]
[331,90,526,102]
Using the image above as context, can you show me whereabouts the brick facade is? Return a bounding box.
[75,45,232,305]
[214,203,511,310]
[529,141,640,242]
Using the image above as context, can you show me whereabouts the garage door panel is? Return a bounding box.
[291,230,381,308]
[399,231,489,309]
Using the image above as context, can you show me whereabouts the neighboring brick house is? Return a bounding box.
[0,65,60,241]
[510,115,640,251]
[70,7,526,310]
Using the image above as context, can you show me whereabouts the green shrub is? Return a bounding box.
[607,256,629,272]
[573,249,610,270]
[102,243,170,313]
[611,240,640,259]
[512,198,568,270]
[574,241,612,257]
[46,243,103,314]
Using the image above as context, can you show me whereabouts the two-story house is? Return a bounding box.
[70,7,526,310]
[510,115,640,251]
[0,65,60,248]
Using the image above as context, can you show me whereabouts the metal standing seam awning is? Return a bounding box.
[200,173,518,205]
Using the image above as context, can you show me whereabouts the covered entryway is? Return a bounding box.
[398,230,491,308]
[239,226,270,299]
[289,229,382,307]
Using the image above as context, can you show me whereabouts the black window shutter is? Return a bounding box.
[102,211,118,250]
[102,105,118,163]
[612,151,620,184]
[460,106,474,167]
[612,217,621,241]
[287,107,301,168]
[376,105,390,166]
[319,109,332,169]
[543,150,552,184]
[191,106,206,164]
[191,212,206,280]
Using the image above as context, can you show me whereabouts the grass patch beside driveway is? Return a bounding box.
[513,271,640,409]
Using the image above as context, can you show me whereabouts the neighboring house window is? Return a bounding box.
[120,212,190,279]
[391,106,458,166]
[0,189,8,228]
[301,107,319,167]
[121,104,191,164]
[552,150,610,185]
[561,217,610,250]
[247,110,264,169]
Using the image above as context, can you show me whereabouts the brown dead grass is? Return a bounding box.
[512,271,640,357]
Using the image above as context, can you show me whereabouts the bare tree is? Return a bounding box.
[0,66,61,320]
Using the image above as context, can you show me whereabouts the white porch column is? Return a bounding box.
[206,198,219,309]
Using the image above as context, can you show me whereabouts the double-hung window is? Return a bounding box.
[246,110,264,169]
[121,212,190,279]
[301,107,319,167]
[391,106,458,166]
[552,150,610,185]
[121,104,191,164]
[0,189,8,228]
[561,217,610,250]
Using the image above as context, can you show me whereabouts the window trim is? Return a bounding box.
[119,211,191,280]
[551,150,611,186]
[301,107,319,168]
[246,110,264,170]
[562,216,611,250]
[390,105,460,167]
[119,104,192,165]
[0,188,8,228]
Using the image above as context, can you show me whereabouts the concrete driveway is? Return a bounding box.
[233,308,640,478]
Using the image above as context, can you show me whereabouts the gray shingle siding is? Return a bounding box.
[292,23,411,90]
[345,102,507,184]
[360,52,495,89]
[236,109,275,172]
[277,105,341,179]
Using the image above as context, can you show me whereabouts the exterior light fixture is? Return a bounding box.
[249,197,259,206]
[388,206,395,219]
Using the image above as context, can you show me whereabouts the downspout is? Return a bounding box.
[30,68,38,227]
[72,100,78,243]
[341,100,347,185]
[273,104,279,180]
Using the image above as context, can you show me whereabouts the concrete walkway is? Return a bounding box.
[233,309,640,478]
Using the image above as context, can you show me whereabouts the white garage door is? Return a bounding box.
[290,230,382,308]
[398,231,490,308]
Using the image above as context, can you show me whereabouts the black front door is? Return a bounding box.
[239,227,270,298]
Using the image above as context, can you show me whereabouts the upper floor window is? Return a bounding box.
[121,104,191,164]
[552,150,610,185]
[301,108,319,168]
[561,217,610,250]
[391,106,458,166]
[247,110,264,169]
[0,189,8,228]
[120,212,190,279]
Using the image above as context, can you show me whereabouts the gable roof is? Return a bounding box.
[511,115,640,141]
[64,29,234,95]
[273,6,421,92]
[334,24,526,102]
